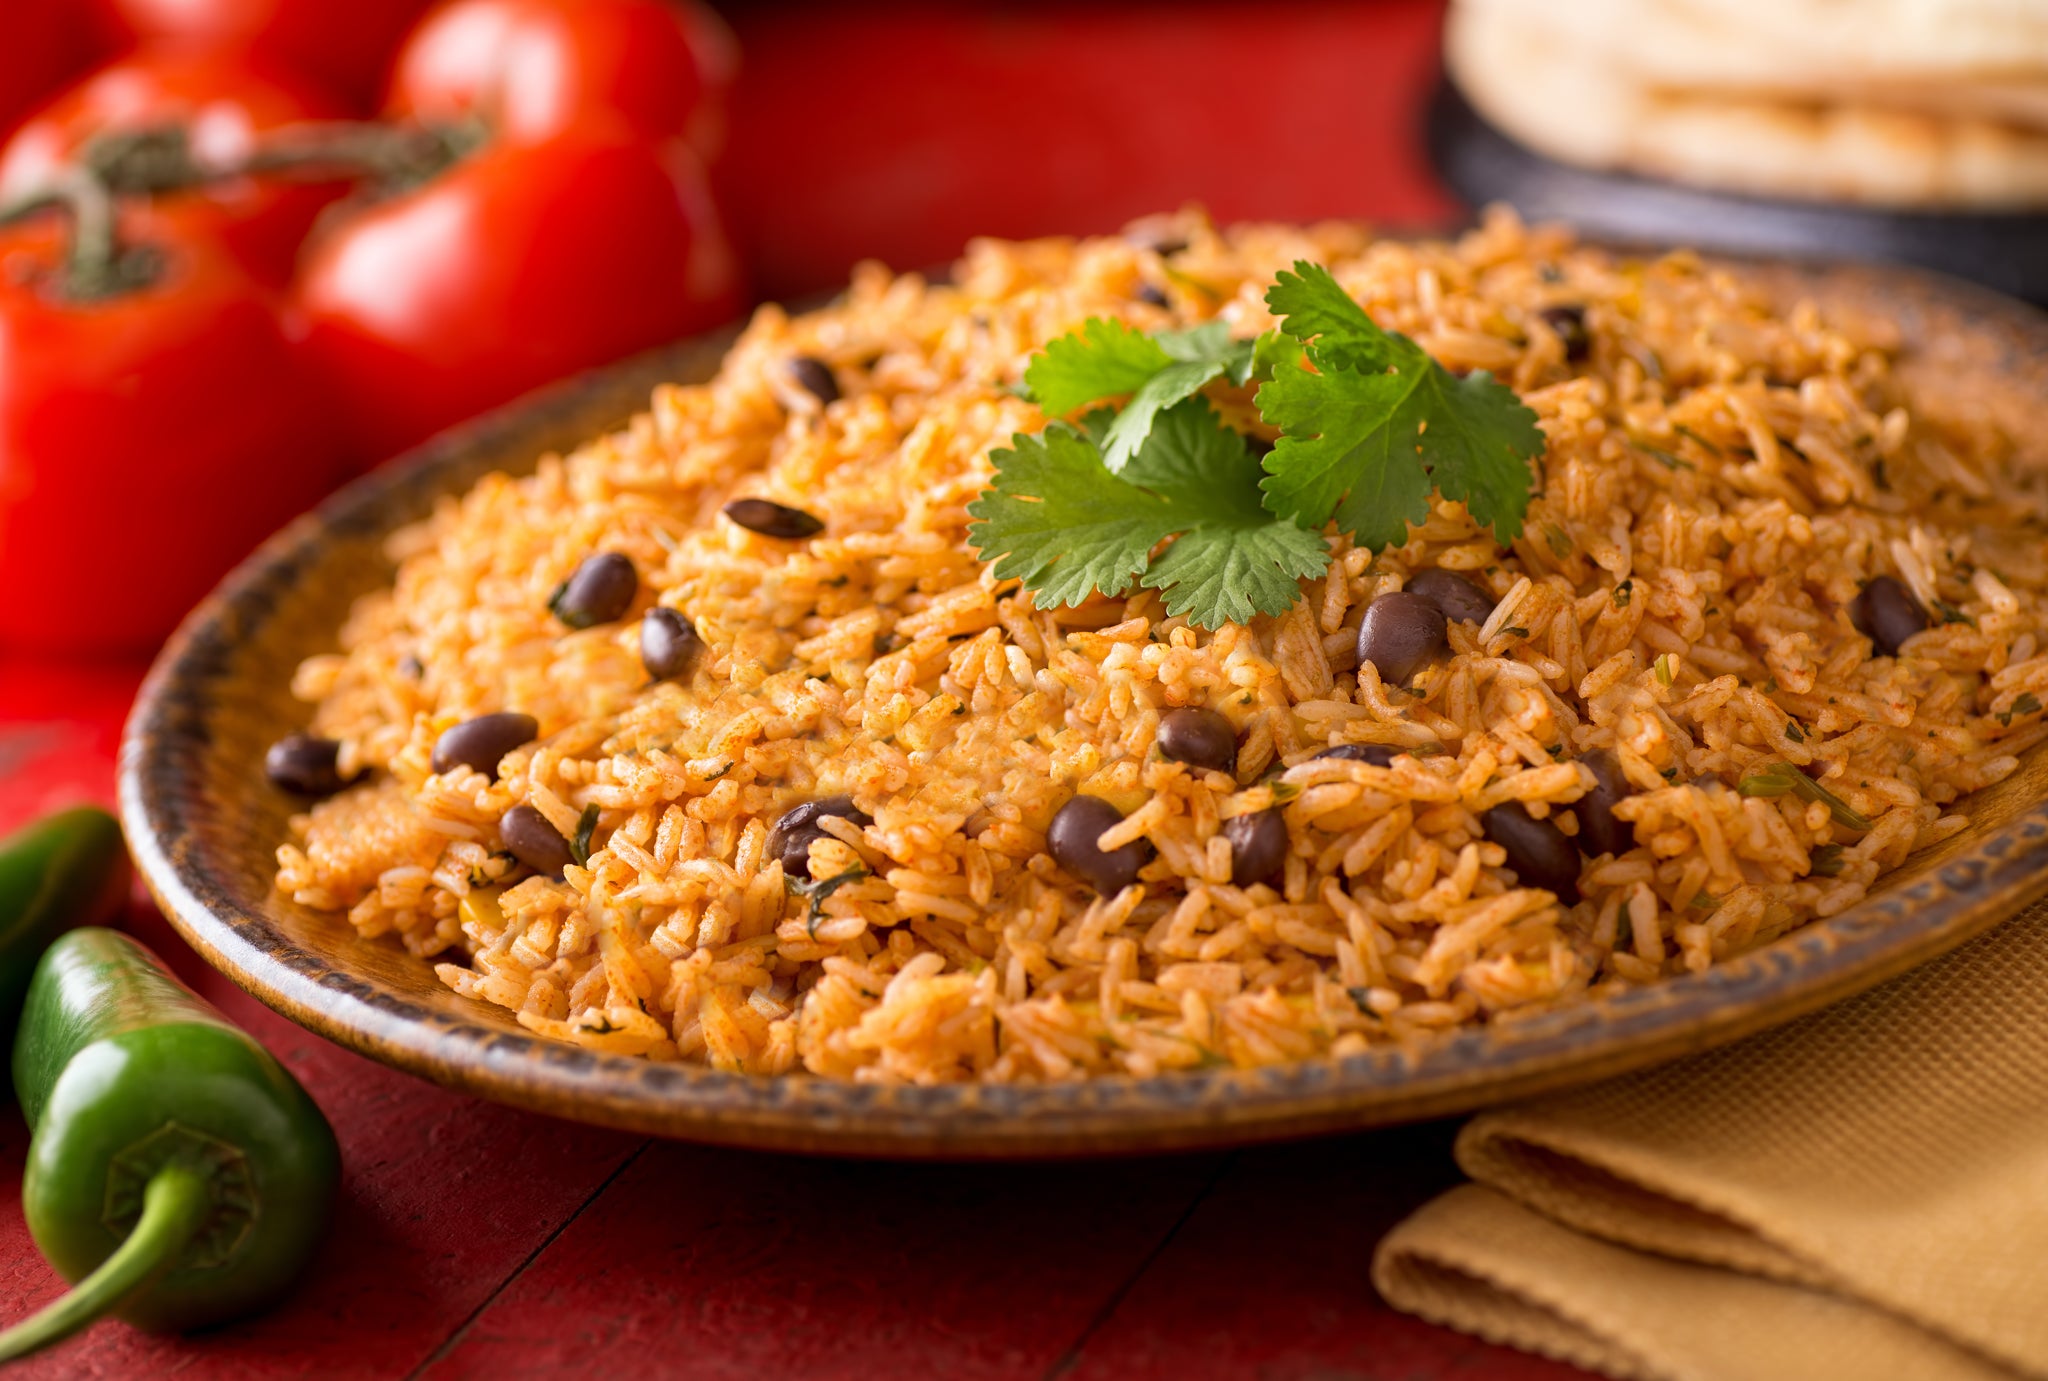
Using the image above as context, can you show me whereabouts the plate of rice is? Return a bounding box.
[122,210,2048,1155]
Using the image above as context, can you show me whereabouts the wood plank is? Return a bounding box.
[0,904,644,1379]
[418,1142,1226,1380]
[0,659,142,835]
[1059,1127,1590,1380]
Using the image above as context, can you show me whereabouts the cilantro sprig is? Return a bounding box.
[1025,319,1258,472]
[969,260,1547,630]
[968,400,1328,626]
[1256,264,1544,551]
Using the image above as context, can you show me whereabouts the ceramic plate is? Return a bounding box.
[121,259,2048,1157]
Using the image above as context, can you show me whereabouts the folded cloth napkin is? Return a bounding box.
[1372,897,2048,1381]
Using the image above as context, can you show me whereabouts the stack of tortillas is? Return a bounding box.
[1445,0,2048,209]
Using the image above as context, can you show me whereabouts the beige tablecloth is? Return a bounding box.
[1373,898,2048,1381]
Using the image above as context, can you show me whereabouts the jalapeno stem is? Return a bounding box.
[0,1166,211,1362]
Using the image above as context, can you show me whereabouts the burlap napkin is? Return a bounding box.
[1372,897,2048,1381]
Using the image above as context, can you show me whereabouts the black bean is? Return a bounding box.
[1223,808,1289,887]
[1481,802,1582,904]
[1156,706,1237,774]
[1315,743,1397,767]
[1125,226,1188,256]
[265,733,351,797]
[431,712,538,779]
[641,607,703,681]
[1407,568,1496,627]
[1355,590,1448,686]
[1047,795,1154,896]
[788,355,840,405]
[1848,575,1927,657]
[1133,282,1170,308]
[549,552,637,629]
[501,804,574,880]
[724,498,824,540]
[1540,304,1591,361]
[768,796,874,879]
[1571,749,1632,858]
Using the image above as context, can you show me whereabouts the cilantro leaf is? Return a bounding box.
[1122,400,1329,624]
[1248,327,1303,383]
[1025,318,1170,416]
[967,399,1324,628]
[1261,263,1400,374]
[1412,366,1550,543]
[1156,321,1258,385]
[965,422,1168,608]
[1073,405,1118,451]
[1256,357,1436,550]
[1255,261,1545,550]
[1103,358,1234,474]
[1023,317,1257,472]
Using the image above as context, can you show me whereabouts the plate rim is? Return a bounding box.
[119,255,2048,1159]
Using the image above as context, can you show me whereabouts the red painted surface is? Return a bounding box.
[1066,1134,1584,1381]
[421,1144,1225,1379]
[0,660,140,835]
[0,3,1598,1376]
[717,0,1461,298]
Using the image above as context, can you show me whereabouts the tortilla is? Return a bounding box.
[1446,1,2048,209]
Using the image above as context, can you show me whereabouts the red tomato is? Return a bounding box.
[388,0,738,155]
[0,1,97,138]
[0,52,352,287]
[90,0,433,106]
[0,213,342,654]
[297,127,740,461]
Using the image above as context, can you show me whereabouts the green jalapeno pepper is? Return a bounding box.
[0,928,340,1359]
[0,807,130,1053]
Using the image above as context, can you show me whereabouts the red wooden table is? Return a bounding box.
[0,3,1599,1375]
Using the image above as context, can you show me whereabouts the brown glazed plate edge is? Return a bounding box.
[119,253,2048,1159]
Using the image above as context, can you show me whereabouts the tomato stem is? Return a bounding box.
[63,168,125,297]
[0,169,162,302]
[235,119,486,191]
[73,119,484,200]
[78,127,208,196]
[0,117,485,302]
[0,1166,212,1361]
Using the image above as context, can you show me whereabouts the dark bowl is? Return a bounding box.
[120,260,2048,1158]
